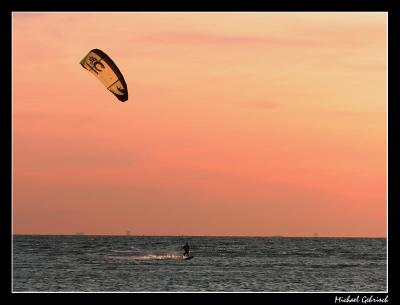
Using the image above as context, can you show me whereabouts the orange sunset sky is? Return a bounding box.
[12,12,387,237]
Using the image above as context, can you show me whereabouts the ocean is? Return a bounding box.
[12,235,387,292]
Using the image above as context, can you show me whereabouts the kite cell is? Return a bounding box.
[80,49,128,102]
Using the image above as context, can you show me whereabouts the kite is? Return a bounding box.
[80,49,128,102]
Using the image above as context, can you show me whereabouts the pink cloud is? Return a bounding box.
[134,31,320,47]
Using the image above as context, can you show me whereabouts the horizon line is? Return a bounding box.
[12,233,387,238]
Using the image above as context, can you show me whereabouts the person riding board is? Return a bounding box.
[182,242,190,257]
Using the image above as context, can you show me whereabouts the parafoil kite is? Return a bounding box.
[80,49,128,102]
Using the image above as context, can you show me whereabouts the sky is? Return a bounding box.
[12,12,387,237]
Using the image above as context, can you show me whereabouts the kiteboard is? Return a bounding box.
[183,255,194,260]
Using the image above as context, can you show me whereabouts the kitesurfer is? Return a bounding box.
[182,242,190,257]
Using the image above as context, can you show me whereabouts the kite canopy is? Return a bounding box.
[80,49,128,102]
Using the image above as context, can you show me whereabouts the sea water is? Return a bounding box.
[12,235,387,292]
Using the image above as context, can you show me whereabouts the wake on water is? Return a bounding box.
[108,252,190,261]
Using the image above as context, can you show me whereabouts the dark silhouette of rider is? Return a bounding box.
[182,242,190,257]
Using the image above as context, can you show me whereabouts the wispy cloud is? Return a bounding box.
[135,31,320,48]
[228,100,278,110]
[327,110,386,120]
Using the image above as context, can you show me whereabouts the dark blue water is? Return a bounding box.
[12,235,387,292]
